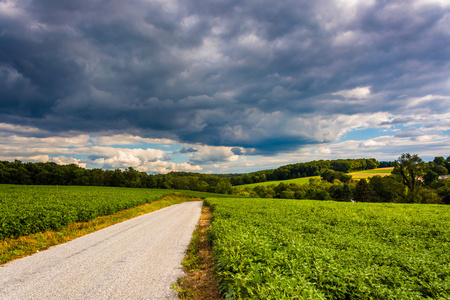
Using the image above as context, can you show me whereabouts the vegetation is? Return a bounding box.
[230,158,380,186]
[236,176,319,189]
[1,193,196,264]
[394,153,425,198]
[1,154,449,297]
[0,161,233,194]
[350,167,393,178]
[174,205,223,299]
[206,198,450,299]
[0,154,448,205]
[234,155,449,204]
[0,185,178,240]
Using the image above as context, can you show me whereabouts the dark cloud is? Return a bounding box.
[394,128,425,139]
[379,117,415,126]
[1,0,449,154]
[176,147,198,154]
[231,147,243,155]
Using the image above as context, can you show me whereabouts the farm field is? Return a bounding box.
[350,167,394,179]
[236,176,319,189]
[0,185,178,239]
[235,167,393,189]
[0,184,240,241]
[0,185,238,264]
[206,198,450,299]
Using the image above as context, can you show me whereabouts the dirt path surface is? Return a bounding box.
[0,201,203,299]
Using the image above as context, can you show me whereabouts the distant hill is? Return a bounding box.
[229,158,381,186]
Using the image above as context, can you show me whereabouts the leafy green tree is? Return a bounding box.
[111,169,125,187]
[394,153,424,199]
[434,156,446,166]
[329,184,343,200]
[369,176,405,202]
[437,179,450,204]
[434,165,448,175]
[214,180,233,194]
[365,158,380,169]
[342,183,353,202]
[354,179,373,202]
[322,169,352,183]
[424,170,439,186]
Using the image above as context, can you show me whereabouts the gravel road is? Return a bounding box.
[0,201,203,299]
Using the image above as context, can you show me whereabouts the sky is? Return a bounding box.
[1,0,450,174]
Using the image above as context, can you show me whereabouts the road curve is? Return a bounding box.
[0,201,203,299]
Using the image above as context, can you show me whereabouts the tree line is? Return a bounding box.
[229,158,380,185]
[1,154,448,204]
[234,154,450,204]
[0,161,233,194]
[0,158,381,189]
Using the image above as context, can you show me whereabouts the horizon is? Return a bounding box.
[1,0,449,173]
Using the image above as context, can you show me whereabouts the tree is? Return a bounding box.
[424,170,438,186]
[394,153,425,202]
[342,183,353,202]
[354,179,373,202]
[437,179,450,204]
[434,165,448,176]
[394,153,424,194]
[434,156,446,166]
[369,175,405,203]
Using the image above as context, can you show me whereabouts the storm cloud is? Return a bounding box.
[1,0,449,163]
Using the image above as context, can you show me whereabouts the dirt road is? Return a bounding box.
[0,201,203,299]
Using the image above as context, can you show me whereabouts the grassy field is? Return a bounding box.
[206,197,450,299]
[350,167,394,179]
[0,184,236,264]
[0,184,237,240]
[0,185,176,239]
[235,167,394,189]
[235,176,319,189]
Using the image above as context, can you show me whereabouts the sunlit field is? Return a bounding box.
[206,197,450,299]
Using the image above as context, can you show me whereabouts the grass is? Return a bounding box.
[0,193,196,265]
[236,176,319,189]
[206,197,450,299]
[350,167,393,179]
[173,205,223,299]
[235,167,394,189]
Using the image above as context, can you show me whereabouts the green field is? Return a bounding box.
[235,176,319,189]
[0,184,240,240]
[350,167,394,179]
[235,168,394,189]
[206,198,450,299]
[0,185,179,239]
[351,167,394,174]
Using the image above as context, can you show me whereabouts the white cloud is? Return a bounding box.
[90,148,166,168]
[333,86,371,99]
[0,122,46,135]
[0,125,206,173]
[315,147,331,154]
[136,161,202,173]
[414,0,450,7]
[90,134,177,146]
[189,145,240,164]
[0,0,25,18]
[50,156,87,168]
[405,94,450,110]
[359,140,386,147]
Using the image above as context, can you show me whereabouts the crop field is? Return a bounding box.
[236,168,394,189]
[206,198,450,299]
[350,167,393,179]
[236,176,319,189]
[0,185,176,239]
